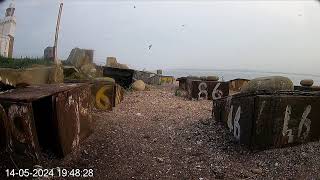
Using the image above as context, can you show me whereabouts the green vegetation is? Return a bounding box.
[0,56,54,69]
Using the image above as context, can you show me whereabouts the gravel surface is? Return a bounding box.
[28,85,320,179]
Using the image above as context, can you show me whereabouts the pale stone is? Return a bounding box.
[132,80,146,91]
[207,76,219,81]
[241,76,294,93]
[300,79,314,87]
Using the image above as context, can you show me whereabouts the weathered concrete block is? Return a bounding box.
[0,83,93,167]
[160,76,175,85]
[106,57,129,69]
[229,78,250,93]
[177,77,187,90]
[67,48,93,69]
[213,91,320,149]
[187,80,229,100]
[294,85,320,92]
[0,67,50,86]
[80,63,97,77]
[103,67,134,89]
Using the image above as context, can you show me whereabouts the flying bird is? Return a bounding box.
[134,5,136,8]
[148,44,152,50]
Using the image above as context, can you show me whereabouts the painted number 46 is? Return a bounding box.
[282,105,312,143]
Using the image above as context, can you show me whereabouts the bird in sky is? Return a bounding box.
[134,5,136,8]
[148,44,152,50]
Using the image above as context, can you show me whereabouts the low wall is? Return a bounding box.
[0,66,57,86]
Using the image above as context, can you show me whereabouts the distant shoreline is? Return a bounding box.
[163,68,320,78]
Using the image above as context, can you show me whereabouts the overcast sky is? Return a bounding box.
[1,0,320,74]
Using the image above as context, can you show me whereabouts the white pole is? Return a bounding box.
[53,3,63,64]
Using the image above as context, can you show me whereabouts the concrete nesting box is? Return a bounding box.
[103,67,134,89]
[213,91,320,150]
[65,79,124,111]
[177,77,187,90]
[229,78,250,93]
[0,83,93,167]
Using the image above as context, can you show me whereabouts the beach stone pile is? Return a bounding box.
[132,80,146,91]
[300,79,314,87]
[241,76,294,93]
[106,57,129,69]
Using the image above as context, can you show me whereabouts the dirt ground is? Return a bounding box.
[35,85,320,179]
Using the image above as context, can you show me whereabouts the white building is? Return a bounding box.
[0,1,16,58]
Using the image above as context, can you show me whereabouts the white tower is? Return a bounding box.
[0,1,16,58]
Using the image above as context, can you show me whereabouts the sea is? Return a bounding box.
[163,69,320,86]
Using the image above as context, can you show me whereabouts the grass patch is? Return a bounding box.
[0,56,54,69]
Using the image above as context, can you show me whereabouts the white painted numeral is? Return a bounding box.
[212,83,223,100]
[233,106,241,140]
[282,105,312,143]
[227,106,234,132]
[227,105,241,140]
[282,106,294,143]
[198,82,208,100]
[298,105,311,140]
